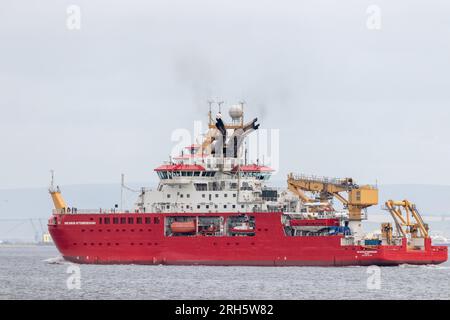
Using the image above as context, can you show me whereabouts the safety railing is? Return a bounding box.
[52,208,134,215]
[288,173,352,186]
[288,173,377,190]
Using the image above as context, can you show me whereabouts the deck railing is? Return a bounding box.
[52,208,135,215]
[289,173,377,190]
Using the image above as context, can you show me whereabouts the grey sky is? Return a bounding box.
[1,0,450,189]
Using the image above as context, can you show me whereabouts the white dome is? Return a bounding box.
[229,104,243,120]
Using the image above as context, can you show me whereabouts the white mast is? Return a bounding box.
[120,173,125,211]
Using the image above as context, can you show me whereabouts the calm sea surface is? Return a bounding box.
[0,245,449,300]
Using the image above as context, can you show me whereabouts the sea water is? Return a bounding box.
[0,245,449,300]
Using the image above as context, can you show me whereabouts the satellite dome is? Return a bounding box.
[229,104,243,121]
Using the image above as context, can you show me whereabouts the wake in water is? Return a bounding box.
[398,264,421,269]
[43,256,69,265]
[398,263,450,270]
[422,264,450,270]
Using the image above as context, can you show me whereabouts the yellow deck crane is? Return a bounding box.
[287,173,379,237]
[48,170,68,213]
[384,200,429,239]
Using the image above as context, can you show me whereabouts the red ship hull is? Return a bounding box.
[48,212,448,266]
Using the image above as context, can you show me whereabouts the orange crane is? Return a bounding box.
[287,173,379,222]
[384,200,429,238]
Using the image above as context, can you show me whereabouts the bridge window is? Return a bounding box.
[120,217,126,224]
[154,217,160,224]
[202,172,216,177]
[104,217,110,224]
[113,217,119,224]
[195,183,207,191]
[128,217,134,224]
[137,217,142,224]
[157,171,169,179]
[145,217,151,224]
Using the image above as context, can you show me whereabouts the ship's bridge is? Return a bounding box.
[230,165,274,180]
[154,164,212,180]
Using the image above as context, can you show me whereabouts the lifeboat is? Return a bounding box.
[171,221,196,233]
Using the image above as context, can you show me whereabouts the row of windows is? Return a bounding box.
[167,193,237,199]
[99,217,160,225]
[74,242,159,246]
[81,229,152,233]
[203,193,236,198]
[74,242,260,246]
[237,172,271,180]
[157,171,216,179]
[194,183,240,192]
[160,204,245,210]
[196,204,244,210]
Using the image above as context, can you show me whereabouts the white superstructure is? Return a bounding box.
[134,103,309,215]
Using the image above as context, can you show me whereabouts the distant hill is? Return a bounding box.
[270,181,450,215]
[0,182,152,219]
[0,182,150,241]
[377,184,450,215]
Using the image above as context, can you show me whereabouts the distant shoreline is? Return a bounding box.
[0,243,55,248]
